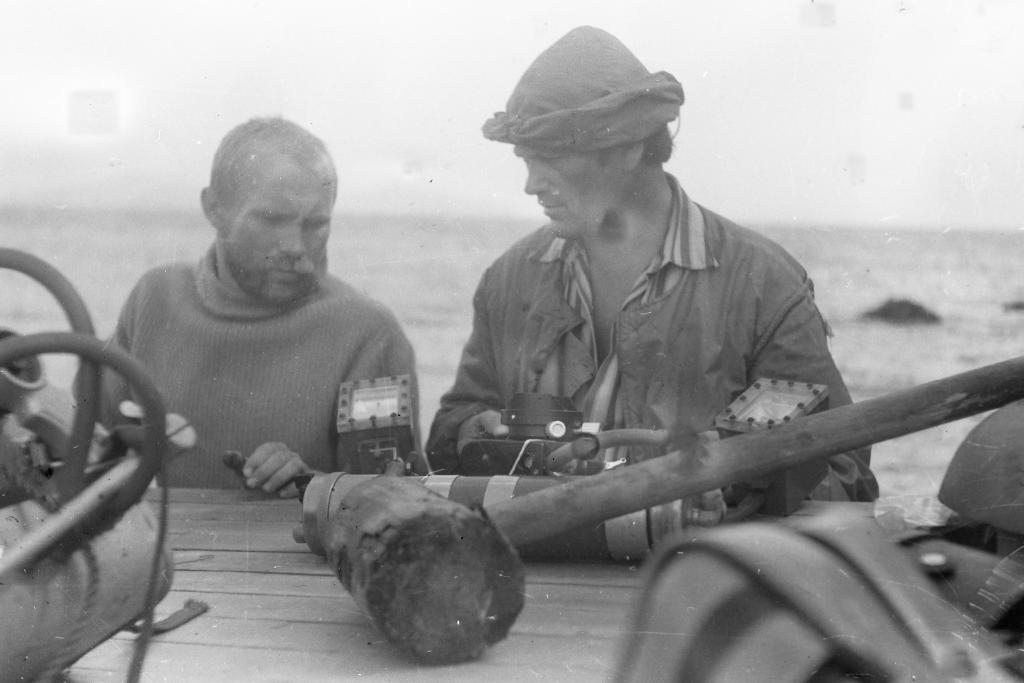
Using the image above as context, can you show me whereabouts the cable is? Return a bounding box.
[0,333,165,513]
[0,250,94,335]
[127,476,168,683]
[0,248,98,497]
[0,332,169,681]
[1,249,170,679]
[546,429,670,471]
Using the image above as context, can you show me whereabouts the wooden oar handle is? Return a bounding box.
[490,355,1024,547]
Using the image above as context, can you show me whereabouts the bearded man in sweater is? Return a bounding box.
[103,117,418,496]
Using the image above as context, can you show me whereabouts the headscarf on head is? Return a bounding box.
[482,26,684,153]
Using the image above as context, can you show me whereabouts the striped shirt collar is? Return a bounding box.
[536,174,719,272]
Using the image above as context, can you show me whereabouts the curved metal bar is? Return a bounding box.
[0,332,166,519]
[0,248,99,496]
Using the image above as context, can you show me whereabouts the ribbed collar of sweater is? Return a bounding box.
[193,243,324,320]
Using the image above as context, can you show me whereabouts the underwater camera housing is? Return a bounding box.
[335,375,416,474]
[456,381,831,514]
[457,393,599,475]
[714,378,830,516]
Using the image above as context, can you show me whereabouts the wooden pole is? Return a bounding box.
[489,355,1024,547]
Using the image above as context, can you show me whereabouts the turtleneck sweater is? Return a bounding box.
[103,246,418,489]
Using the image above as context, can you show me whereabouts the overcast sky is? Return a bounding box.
[2,0,1022,229]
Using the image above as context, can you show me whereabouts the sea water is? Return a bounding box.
[1,206,1021,497]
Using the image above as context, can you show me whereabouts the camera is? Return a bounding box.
[456,393,600,475]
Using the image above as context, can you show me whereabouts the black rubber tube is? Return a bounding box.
[0,332,166,513]
[0,252,170,680]
[0,248,98,494]
[547,429,670,471]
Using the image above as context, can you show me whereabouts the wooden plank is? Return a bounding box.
[171,548,641,587]
[147,488,279,505]
[167,521,307,553]
[71,632,617,683]
[527,562,640,586]
[109,600,627,652]
[146,584,635,634]
[162,573,634,634]
[164,502,303,523]
[172,549,329,574]
[151,588,365,625]
[63,491,645,681]
[171,569,342,598]
[170,564,640,603]
[144,488,300,523]
[166,568,636,616]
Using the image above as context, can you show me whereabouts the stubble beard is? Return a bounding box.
[222,246,321,305]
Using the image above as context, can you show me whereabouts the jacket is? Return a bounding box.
[427,192,877,502]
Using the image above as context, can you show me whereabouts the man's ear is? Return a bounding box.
[599,142,644,172]
[620,142,645,172]
[200,187,226,234]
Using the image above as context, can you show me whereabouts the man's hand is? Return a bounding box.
[243,442,312,498]
[456,410,510,453]
[685,489,727,527]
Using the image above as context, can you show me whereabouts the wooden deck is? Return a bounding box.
[66,489,873,682]
[67,488,646,682]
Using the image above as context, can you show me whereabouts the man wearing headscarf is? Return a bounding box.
[427,27,877,504]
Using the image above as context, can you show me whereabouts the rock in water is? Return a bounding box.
[861,298,941,325]
[1002,301,1024,313]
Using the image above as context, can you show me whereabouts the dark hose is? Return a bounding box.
[0,251,170,681]
[0,332,166,514]
[547,429,670,471]
[0,331,171,681]
[0,249,98,495]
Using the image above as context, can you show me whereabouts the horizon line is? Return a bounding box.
[0,202,1020,234]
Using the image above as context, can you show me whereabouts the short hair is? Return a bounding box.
[641,124,674,166]
[208,117,337,206]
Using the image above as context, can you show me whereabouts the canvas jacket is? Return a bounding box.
[427,193,878,502]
